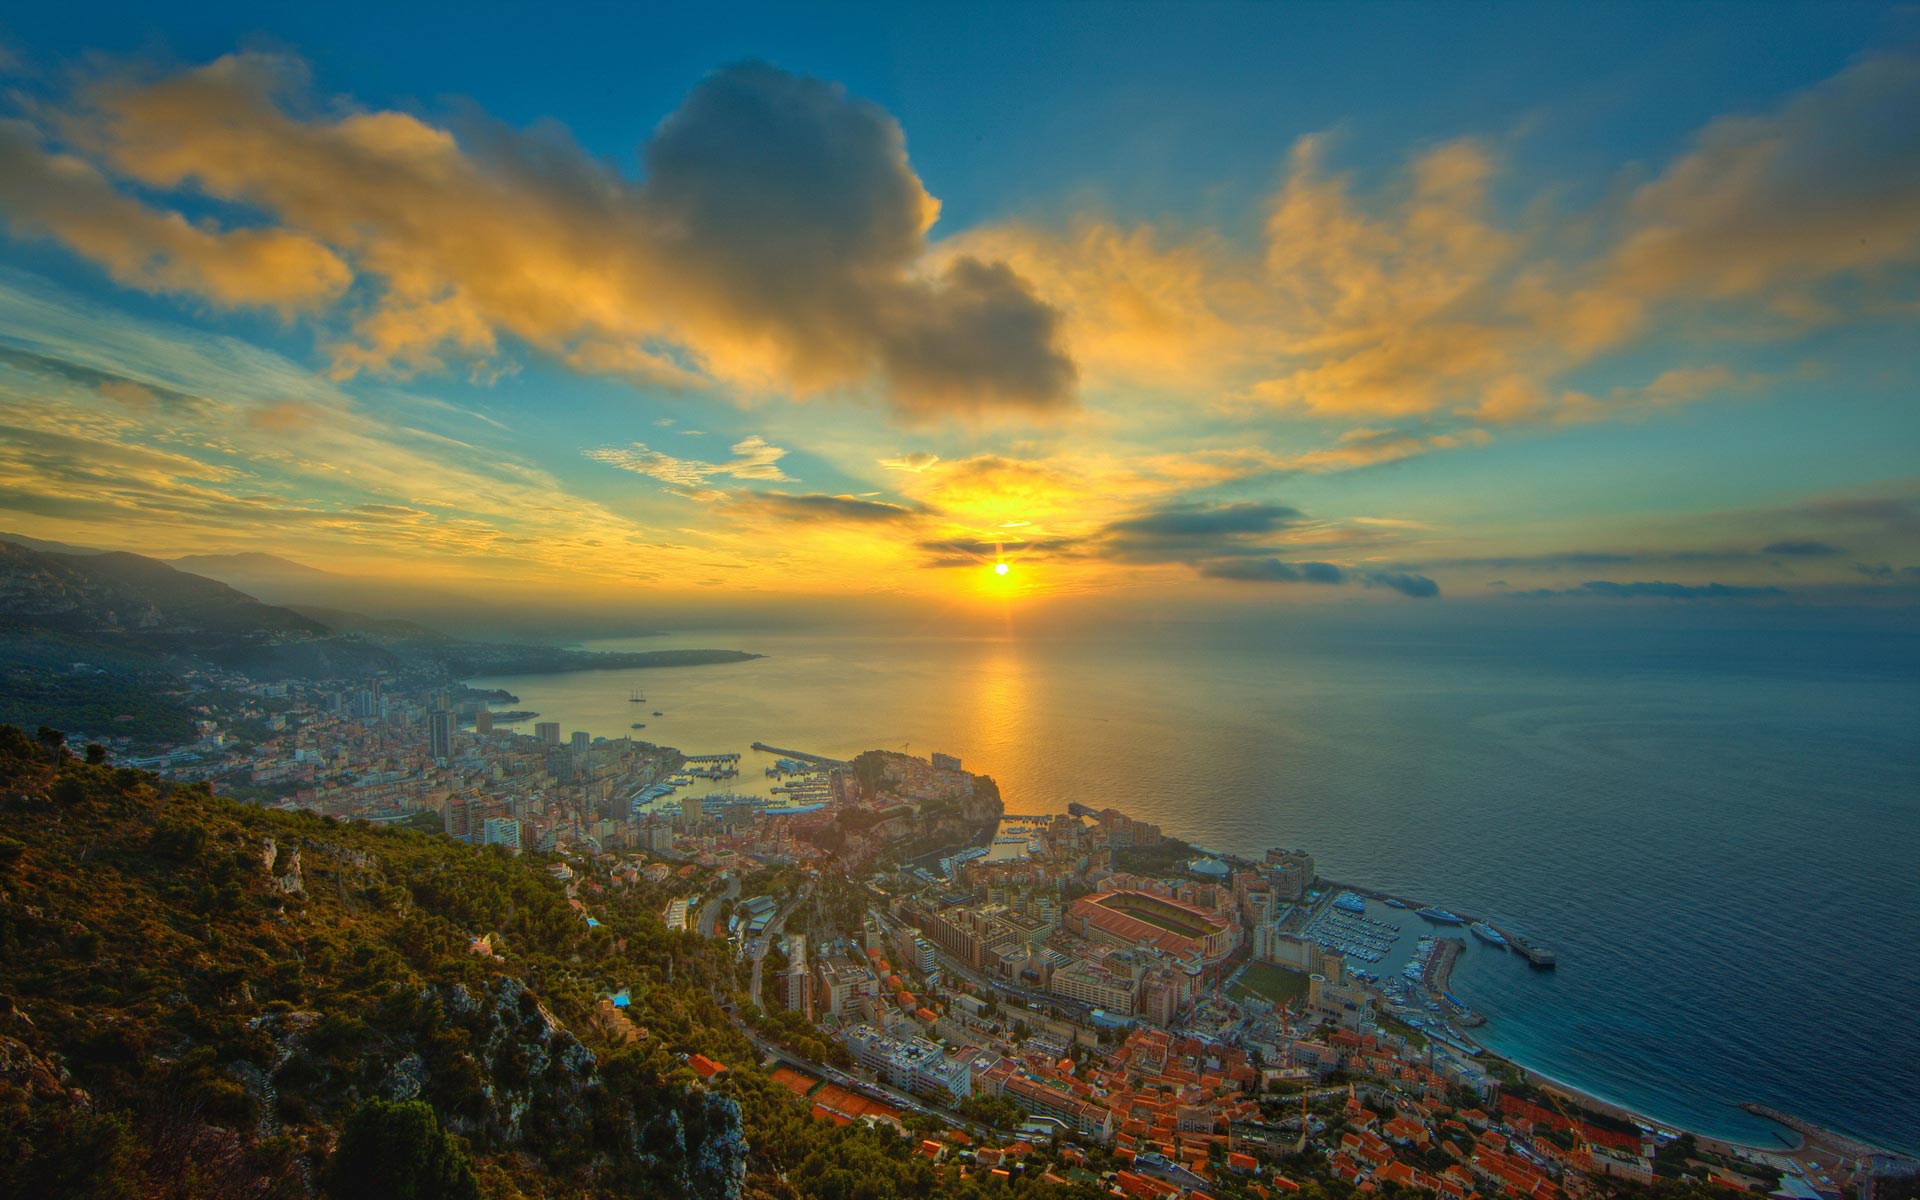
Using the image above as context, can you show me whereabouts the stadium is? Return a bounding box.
[1067,890,1239,961]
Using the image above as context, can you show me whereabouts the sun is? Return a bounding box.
[994,561,1010,576]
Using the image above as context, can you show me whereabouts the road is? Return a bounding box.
[748,882,812,1009]
[695,871,740,940]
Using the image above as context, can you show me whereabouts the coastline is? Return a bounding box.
[1177,856,1892,1160]
[1502,1057,1803,1156]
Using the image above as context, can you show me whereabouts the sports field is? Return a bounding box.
[1096,891,1217,937]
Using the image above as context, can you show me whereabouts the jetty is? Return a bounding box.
[749,742,846,767]
[1324,877,1561,968]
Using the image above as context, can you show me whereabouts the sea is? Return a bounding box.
[468,607,1920,1154]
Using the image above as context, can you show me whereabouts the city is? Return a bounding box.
[53,671,1914,1200]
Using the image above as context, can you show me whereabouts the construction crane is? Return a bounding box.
[1545,1088,1593,1167]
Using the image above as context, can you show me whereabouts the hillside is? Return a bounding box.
[0,543,763,743]
[0,727,1107,1200]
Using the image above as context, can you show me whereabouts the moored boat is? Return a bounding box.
[1470,921,1508,948]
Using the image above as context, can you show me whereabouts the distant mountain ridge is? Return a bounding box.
[170,550,338,579]
[0,541,761,746]
[0,540,328,649]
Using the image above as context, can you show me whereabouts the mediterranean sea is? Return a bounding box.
[469,606,1920,1155]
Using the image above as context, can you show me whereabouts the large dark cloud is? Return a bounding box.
[1405,540,1853,572]
[729,491,923,524]
[1360,570,1440,598]
[1513,580,1784,600]
[1092,500,1438,598]
[1098,502,1306,564]
[1198,558,1346,584]
[1762,539,1843,557]
[643,63,1074,415]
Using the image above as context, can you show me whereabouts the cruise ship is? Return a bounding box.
[1470,922,1508,948]
[1416,906,1467,924]
[1333,891,1368,915]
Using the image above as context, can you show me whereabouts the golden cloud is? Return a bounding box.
[5,54,1073,417]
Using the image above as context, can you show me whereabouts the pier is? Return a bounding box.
[1323,877,1560,968]
[749,742,846,767]
[683,753,742,764]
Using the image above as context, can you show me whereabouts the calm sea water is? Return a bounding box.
[469,610,1920,1153]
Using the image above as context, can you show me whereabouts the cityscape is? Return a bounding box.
[13,658,1910,1200]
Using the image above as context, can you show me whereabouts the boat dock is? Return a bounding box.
[748,742,846,767]
[1425,937,1464,994]
[1323,878,1559,968]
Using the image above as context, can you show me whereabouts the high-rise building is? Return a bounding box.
[780,934,813,1018]
[1264,848,1315,901]
[474,710,493,735]
[442,798,472,841]
[482,817,521,851]
[428,710,453,761]
[571,730,590,755]
[535,722,561,745]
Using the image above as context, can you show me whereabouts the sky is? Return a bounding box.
[0,1,1917,622]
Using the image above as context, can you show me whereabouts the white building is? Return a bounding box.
[844,1025,971,1103]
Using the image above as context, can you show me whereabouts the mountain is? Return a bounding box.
[0,540,330,663]
[0,530,111,556]
[0,728,754,1198]
[0,729,1117,1199]
[172,549,337,579]
[0,543,763,750]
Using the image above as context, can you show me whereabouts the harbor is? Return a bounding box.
[1322,878,1560,969]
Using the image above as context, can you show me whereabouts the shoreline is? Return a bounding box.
[1503,1057,1804,1156]
[1174,855,1905,1160]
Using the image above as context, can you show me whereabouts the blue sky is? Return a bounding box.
[0,2,1916,613]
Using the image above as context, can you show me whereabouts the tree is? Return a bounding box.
[85,743,107,765]
[323,1099,479,1200]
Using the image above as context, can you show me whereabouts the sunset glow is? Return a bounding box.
[0,6,1912,623]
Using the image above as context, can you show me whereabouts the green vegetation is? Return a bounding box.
[325,1099,479,1200]
[957,1093,1026,1130]
[0,667,199,748]
[1109,838,1196,875]
[1230,962,1314,1007]
[1373,1009,1428,1049]
[0,725,1111,1200]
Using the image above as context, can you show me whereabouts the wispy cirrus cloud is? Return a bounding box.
[879,451,941,473]
[585,435,792,495]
